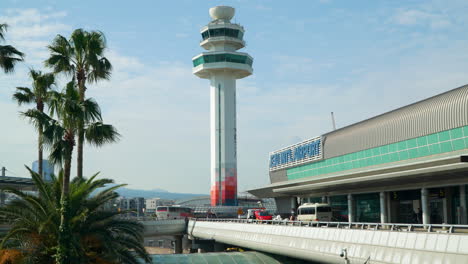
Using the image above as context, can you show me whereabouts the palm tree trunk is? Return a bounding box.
[77,75,85,179]
[77,130,83,178]
[38,132,43,178]
[38,101,44,178]
[62,153,71,197]
[57,145,72,264]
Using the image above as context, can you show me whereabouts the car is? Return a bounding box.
[246,208,261,220]
[254,210,273,221]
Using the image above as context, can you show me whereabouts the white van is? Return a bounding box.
[297,203,332,222]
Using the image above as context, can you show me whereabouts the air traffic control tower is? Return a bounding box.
[192,6,253,206]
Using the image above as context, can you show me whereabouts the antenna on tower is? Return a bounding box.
[331,112,337,130]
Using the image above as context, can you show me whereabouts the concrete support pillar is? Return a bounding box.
[290,197,298,217]
[386,192,392,223]
[460,185,467,224]
[174,235,183,254]
[443,197,449,224]
[421,188,430,225]
[445,187,453,224]
[321,196,327,204]
[347,194,354,223]
[380,192,387,223]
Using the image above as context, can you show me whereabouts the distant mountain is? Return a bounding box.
[115,187,206,200]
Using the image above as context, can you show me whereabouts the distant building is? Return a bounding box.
[145,198,174,214]
[117,197,146,217]
[32,160,54,181]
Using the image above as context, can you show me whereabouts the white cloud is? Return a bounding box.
[1,8,66,25]
[392,9,451,29]
[0,8,71,69]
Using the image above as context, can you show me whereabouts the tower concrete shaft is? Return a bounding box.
[210,74,237,206]
[193,6,253,206]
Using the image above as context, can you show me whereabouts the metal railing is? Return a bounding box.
[192,218,468,234]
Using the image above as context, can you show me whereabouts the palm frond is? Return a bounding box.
[30,69,56,97]
[21,109,53,133]
[71,29,86,54]
[82,97,102,122]
[48,139,70,166]
[45,34,73,74]
[12,87,35,105]
[88,57,112,82]
[84,122,120,146]
[0,45,24,73]
[0,23,7,41]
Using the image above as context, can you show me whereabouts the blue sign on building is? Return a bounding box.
[270,137,322,169]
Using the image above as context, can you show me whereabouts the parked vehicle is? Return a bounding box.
[254,210,273,220]
[156,206,193,219]
[297,203,332,221]
[246,208,264,220]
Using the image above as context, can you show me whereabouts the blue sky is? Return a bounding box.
[1,0,468,194]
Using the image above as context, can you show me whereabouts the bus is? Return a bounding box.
[156,206,193,219]
[297,203,332,222]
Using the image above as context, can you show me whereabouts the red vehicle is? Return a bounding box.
[254,210,273,220]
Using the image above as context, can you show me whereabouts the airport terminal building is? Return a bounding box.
[249,84,468,225]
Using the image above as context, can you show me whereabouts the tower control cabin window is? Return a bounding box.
[201,28,243,40]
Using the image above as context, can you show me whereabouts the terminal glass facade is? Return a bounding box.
[193,53,253,67]
[354,193,380,223]
[201,28,244,40]
[330,195,348,222]
[288,125,468,180]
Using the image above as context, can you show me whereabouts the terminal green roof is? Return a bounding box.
[146,252,307,264]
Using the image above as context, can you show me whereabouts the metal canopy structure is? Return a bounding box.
[147,251,292,264]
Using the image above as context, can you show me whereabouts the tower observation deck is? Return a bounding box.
[192,6,253,206]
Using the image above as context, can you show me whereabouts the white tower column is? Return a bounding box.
[210,74,238,205]
[193,6,253,206]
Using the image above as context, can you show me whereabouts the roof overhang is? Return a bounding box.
[248,154,468,198]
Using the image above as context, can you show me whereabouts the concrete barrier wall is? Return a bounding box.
[142,219,186,236]
[188,220,468,264]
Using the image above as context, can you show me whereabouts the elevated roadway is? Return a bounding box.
[140,218,188,254]
[141,219,187,236]
[188,219,468,264]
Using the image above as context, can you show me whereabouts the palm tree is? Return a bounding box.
[0,167,151,264]
[45,28,112,179]
[0,23,24,73]
[12,69,55,178]
[23,81,119,264]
